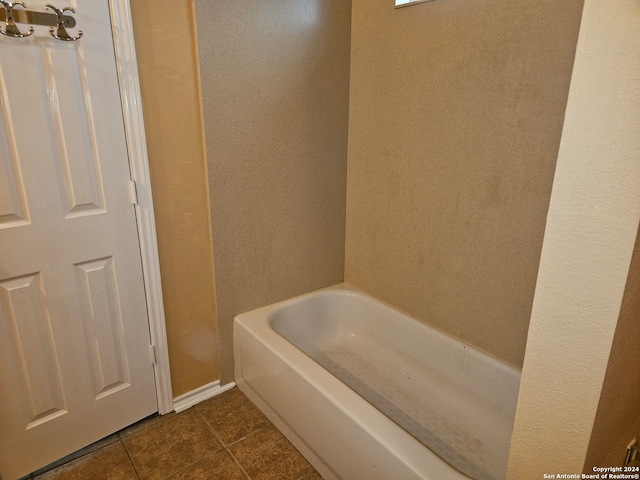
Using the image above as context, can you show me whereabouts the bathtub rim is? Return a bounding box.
[246,282,522,377]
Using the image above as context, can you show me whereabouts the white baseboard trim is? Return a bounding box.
[172,381,237,413]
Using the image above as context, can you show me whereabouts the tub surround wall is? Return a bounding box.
[344,0,584,368]
[130,0,220,397]
[195,0,352,383]
[584,225,640,469]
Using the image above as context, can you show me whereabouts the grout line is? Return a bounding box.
[157,453,214,480]
[119,438,142,480]
[194,407,265,479]
[183,410,249,478]
[172,408,250,479]
[224,448,251,480]
[222,424,273,449]
[194,405,272,450]
[195,409,227,451]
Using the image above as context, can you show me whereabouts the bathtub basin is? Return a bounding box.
[233,284,521,480]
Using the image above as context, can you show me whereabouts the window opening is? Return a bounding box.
[395,0,433,7]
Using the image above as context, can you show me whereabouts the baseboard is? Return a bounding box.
[172,380,236,413]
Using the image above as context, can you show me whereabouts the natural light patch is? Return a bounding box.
[395,0,433,7]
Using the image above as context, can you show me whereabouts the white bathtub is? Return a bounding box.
[233,284,521,480]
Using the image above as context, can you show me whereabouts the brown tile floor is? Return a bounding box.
[22,388,323,480]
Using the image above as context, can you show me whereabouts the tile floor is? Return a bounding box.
[22,388,323,480]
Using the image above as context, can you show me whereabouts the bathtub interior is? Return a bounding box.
[270,288,521,480]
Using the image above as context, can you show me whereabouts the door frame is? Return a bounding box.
[109,0,173,414]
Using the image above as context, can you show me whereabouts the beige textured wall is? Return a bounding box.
[195,0,351,383]
[130,1,220,397]
[345,0,584,367]
[585,225,640,469]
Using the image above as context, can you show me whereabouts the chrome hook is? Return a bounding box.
[46,4,81,41]
[0,0,34,38]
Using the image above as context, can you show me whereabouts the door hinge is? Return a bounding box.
[129,180,139,205]
[150,344,157,365]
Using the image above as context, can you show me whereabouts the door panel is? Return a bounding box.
[0,2,157,478]
[0,272,66,427]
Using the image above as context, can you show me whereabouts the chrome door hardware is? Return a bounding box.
[0,1,80,40]
[0,1,34,38]
[45,4,82,41]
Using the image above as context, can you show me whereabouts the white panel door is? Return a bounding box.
[0,2,157,478]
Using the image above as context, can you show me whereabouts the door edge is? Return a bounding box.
[108,0,174,415]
